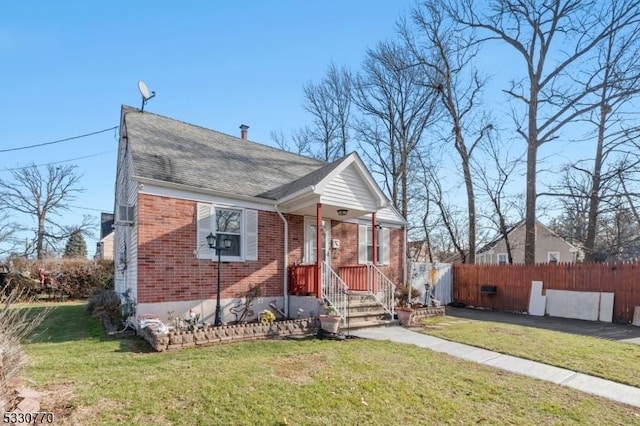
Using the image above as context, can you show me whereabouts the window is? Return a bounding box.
[304,218,328,264]
[497,253,507,265]
[216,208,241,257]
[196,203,258,261]
[358,225,390,264]
[548,252,560,264]
[366,226,381,263]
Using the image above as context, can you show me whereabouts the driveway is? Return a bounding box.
[446,306,640,344]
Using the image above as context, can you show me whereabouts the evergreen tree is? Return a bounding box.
[63,231,87,258]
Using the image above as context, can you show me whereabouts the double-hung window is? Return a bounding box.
[196,202,258,261]
[216,208,242,257]
[358,224,390,264]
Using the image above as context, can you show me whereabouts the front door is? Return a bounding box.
[304,217,330,266]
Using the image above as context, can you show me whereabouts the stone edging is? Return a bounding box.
[141,318,318,352]
[407,306,446,324]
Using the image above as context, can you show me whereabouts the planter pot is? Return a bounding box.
[396,308,414,326]
[319,315,341,334]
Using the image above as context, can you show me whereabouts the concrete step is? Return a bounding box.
[346,308,388,319]
[341,318,399,331]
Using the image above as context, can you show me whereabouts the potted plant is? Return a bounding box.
[319,304,341,334]
[395,284,420,326]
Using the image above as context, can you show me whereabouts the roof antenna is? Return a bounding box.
[138,80,156,112]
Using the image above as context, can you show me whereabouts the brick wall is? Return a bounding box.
[137,194,285,304]
[137,195,405,304]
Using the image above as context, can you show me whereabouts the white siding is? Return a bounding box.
[320,164,379,212]
[114,144,139,304]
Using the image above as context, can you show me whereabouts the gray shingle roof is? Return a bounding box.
[258,156,348,200]
[122,106,329,200]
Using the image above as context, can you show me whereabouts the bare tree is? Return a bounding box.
[352,41,438,219]
[448,0,640,263]
[0,163,89,259]
[417,152,468,262]
[401,1,491,263]
[0,211,20,257]
[325,64,353,158]
[473,134,525,264]
[270,127,315,158]
[580,5,640,261]
[301,64,354,161]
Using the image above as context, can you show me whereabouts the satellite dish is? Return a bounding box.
[137,80,156,112]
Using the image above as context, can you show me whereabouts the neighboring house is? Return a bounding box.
[476,220,578,265]
[95,213,114,261]
[113,106,406,324]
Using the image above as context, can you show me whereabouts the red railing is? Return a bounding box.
[339,265,375,292]
[288,264,318,296]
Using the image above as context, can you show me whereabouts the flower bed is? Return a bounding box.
[141,318,318,352]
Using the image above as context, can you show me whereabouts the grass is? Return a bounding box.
[419,316,640,388]
[19,302,640,425]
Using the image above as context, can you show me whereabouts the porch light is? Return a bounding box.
[337,209,348,216]
[206,232,232,326]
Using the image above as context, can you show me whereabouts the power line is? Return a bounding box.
[68,205,112,213]
[0,126,118,153]
[0,149,116,172]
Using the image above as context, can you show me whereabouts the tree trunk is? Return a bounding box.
[524,80,539,265]
[584,104,607,262]
[462,155,475,264]
[37,215,45,260]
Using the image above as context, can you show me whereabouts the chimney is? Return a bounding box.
[239,124,249,140]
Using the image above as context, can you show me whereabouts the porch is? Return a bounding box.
[288,264,384,296]
[288,262,397,329]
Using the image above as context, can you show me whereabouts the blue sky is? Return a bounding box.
[0,1,416,254]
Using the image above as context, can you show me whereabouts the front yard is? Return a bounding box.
[419,315,640,388]
[21,303,640,424]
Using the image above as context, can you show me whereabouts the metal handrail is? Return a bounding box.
[367,263,396,316]
[321,261,348,325]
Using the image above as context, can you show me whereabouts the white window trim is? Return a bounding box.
[197,202,258,262]
[547,251,560,263]
[497,253,508,265]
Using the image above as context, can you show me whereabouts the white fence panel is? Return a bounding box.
[409,262,453,305]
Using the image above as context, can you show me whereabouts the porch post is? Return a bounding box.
[316,203,322,299]
[372,212,377,265]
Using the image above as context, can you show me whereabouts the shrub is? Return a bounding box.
[395,284,421,307]
[86,289,122,325]
[0,290,49,412]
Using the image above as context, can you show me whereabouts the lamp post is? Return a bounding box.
[206,232,232,326]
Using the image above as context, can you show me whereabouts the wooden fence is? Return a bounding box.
[453,262,640,323]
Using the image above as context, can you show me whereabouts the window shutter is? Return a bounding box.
[358,224,368,264]
[244,209,258,261]
[196,202,213,260]
[382,227,391,265]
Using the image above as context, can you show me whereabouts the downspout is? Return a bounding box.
[275,204,289,318]
[403,225,408,285]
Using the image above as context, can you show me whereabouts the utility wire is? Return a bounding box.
[0,149,116,172]
[68,205,112,212]
[0,126,118,153]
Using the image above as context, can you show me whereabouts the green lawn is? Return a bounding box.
[20,303,640,425]
[419,316,640,388]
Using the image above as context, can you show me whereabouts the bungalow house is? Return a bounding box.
[113,106,405,327]
[476,220,578,264]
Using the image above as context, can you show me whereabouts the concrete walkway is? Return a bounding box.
[351,326,640,409]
